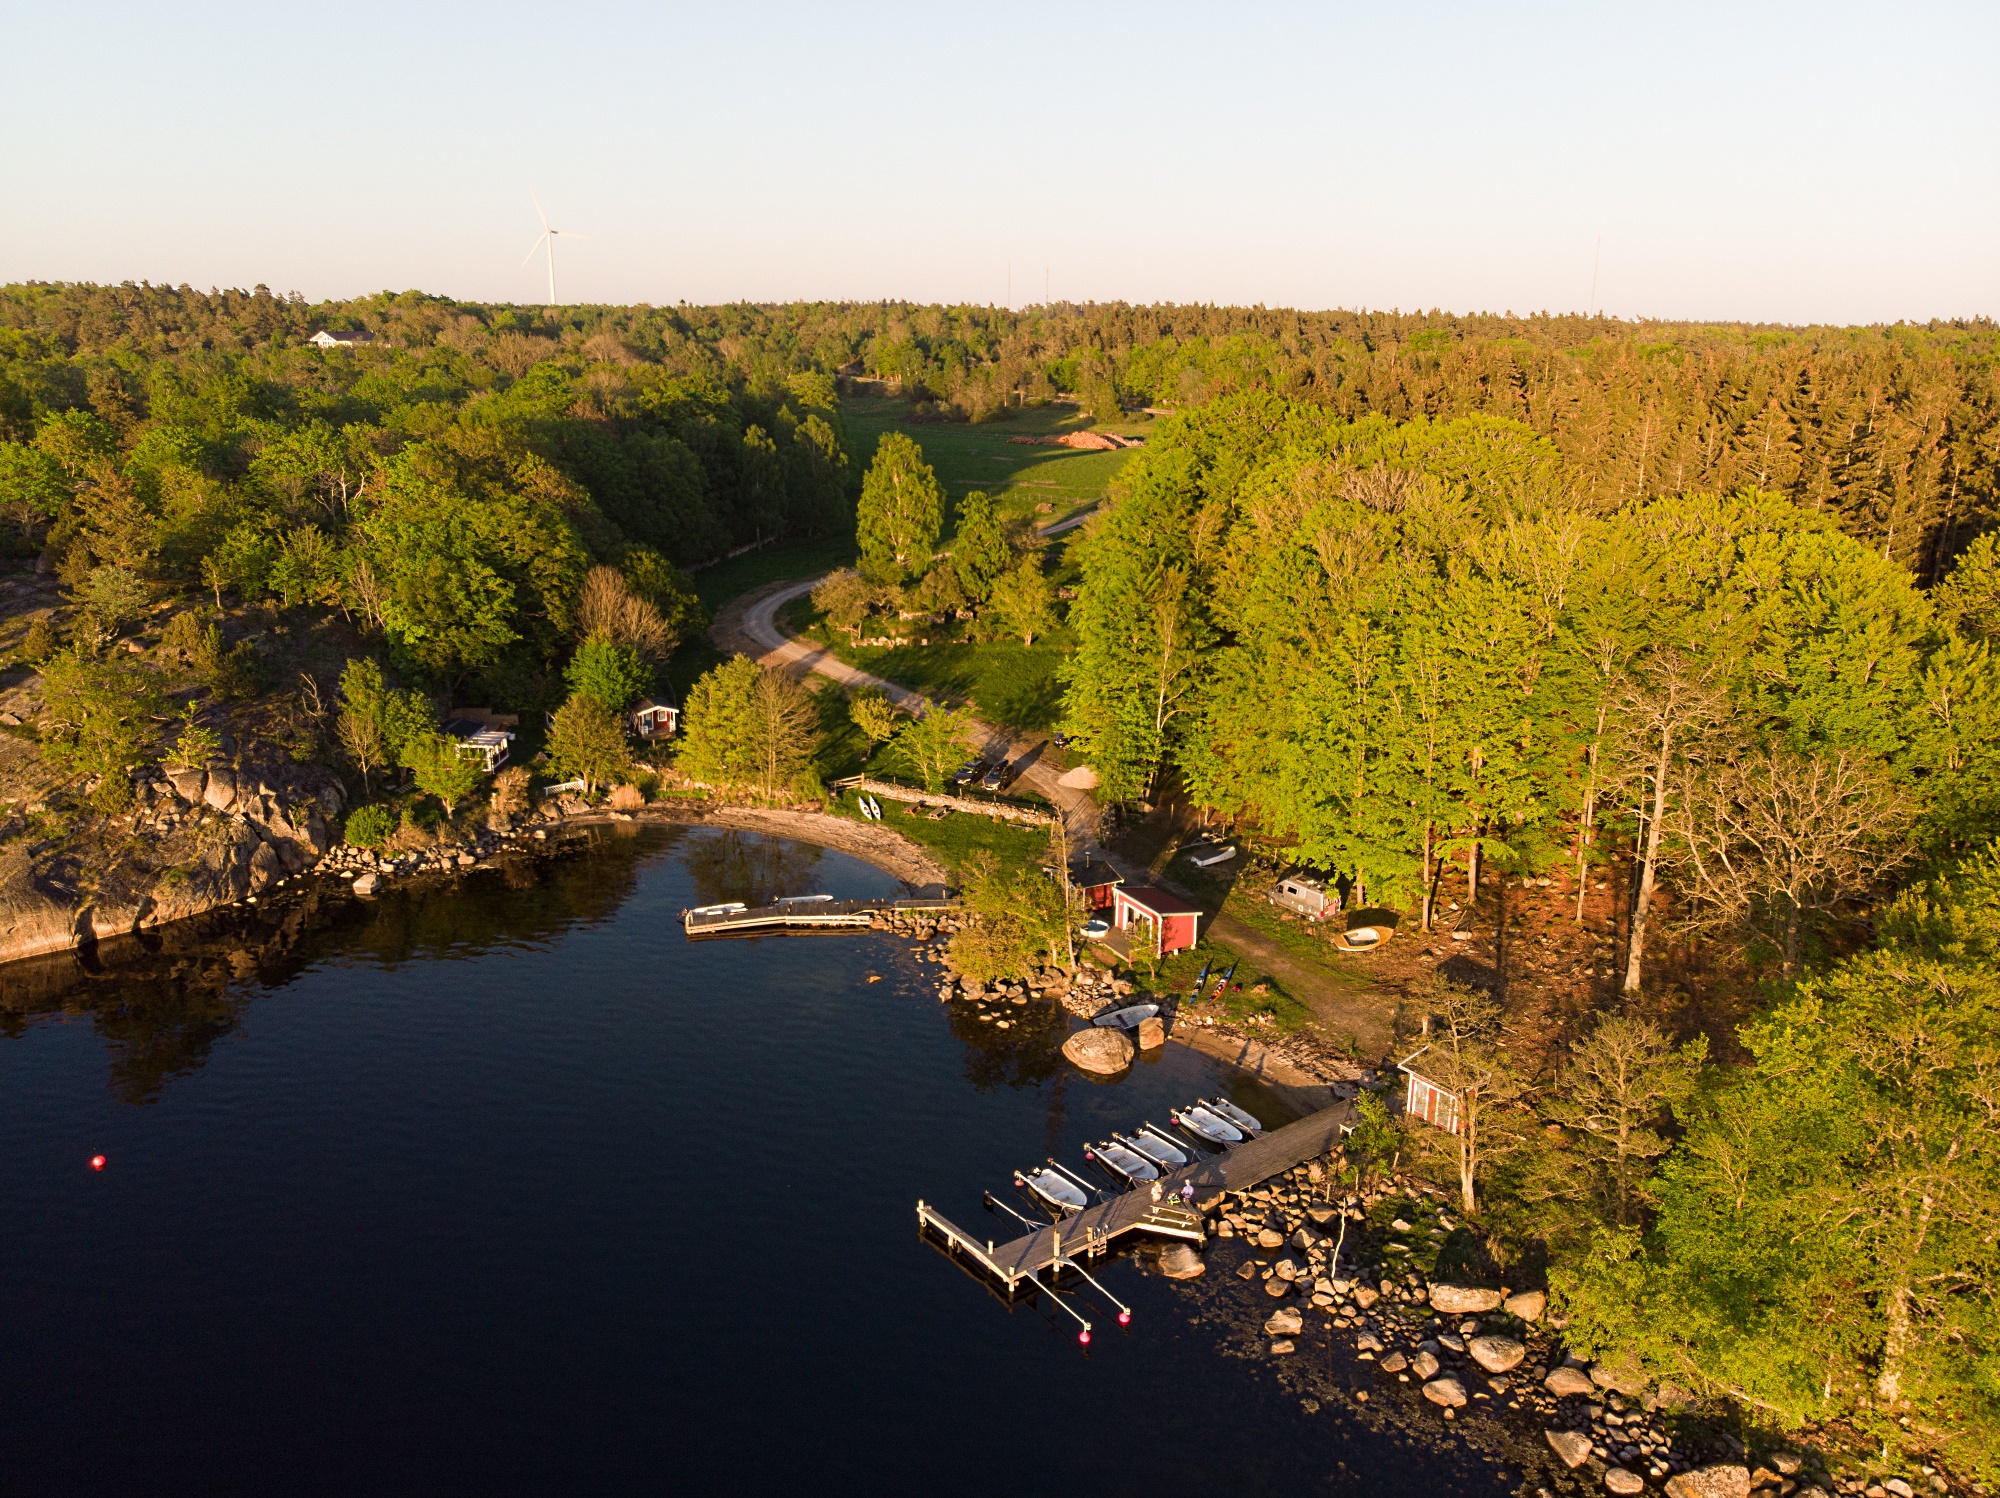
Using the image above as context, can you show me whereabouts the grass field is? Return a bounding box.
[825,783,1054,877]
[840,394,1151,529]
[779,592,1071,732]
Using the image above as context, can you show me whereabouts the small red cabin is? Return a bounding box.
[1397,1048,1462,1134]
[1073,855,1124,912]
[1112,886,1203,958]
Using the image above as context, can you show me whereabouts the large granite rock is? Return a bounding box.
[1061,1026,1134,1074]
[1421,1377,1467,1408]
[1664,1466,1750,1498]
[1546,1430,1593,1469]
[1135,1015,1165,1049]
[1469,1335,1526,1373]
[1157,1243,1205,1280]
[1503,1288,1547,1322]
[1429,1283,1505,1314]
[1545,1365,1597,1397]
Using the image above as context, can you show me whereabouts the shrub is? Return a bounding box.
[19,615,55,663]
[343,804,396,849]
[608,783,645,810]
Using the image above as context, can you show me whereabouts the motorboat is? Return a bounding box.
[1015,1164,1088,1216]
[1172,1104,1243,1147]
[1202,1097,1265,1135]
[774,893,834,907]
[1119,1128,1190,1170]
[1189,844,1238,868]
[687,902,748,917]
[1092,1002,1160,1029]
[1084,1139,1159,1186]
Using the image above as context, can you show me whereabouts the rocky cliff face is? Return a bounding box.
[0,762,344,966]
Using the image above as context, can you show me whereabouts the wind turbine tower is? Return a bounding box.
[522,193,590,304]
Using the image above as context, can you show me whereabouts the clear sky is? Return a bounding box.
[3,1,1993,324]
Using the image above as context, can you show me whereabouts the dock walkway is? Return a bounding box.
[683,895,956,937]
[918,1096,1354,1292]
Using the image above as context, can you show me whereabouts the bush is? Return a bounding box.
[608,783,645,810]
[343,804,396,849]
[19,615,56,664]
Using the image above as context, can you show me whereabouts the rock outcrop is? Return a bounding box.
[1664,1466,1750,1498]
[1429,1283,1505,1314]
[1061,1025,1134,1075]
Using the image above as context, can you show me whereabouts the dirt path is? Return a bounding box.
[710,575,1101,840]
[1200,910,1396,1057]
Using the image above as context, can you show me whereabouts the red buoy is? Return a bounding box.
[1118,1310,1131,1325]
[90,1155,106,1171]
[1078,1329,1091,1345]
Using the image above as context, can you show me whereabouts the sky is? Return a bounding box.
[3,1,1994,324]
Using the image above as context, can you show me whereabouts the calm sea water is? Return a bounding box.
[0,826,1507,1496]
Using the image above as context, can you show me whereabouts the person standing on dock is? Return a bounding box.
[1149,1181,1162,1204]
[1180,1181,1194,1208]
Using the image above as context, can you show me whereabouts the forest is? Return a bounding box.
[2,282,1997,1478]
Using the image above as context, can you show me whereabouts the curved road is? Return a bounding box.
[714,576,1102,841]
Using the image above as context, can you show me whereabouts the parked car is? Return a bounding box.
[953,761,983,786]
[980,763,1010,791]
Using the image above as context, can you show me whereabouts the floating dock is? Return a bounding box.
[918,1096,1356,1293]
[682,895,955,937]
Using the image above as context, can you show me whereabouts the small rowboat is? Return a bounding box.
[1119,1128,1189,1170]
[1092,1002,1161,1029]
[1085,1139,1159,1186]
[774,893,834,906]
[1172,1104,1243,1147]
[1203,1097,1265,1135]
[1016,1167,1087,1215]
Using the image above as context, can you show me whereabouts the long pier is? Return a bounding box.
[683,895,956,937]
[918,1096,1355,1293]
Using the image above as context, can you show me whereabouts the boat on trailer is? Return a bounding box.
[1202,1097,1265,1135]
[1015,1165,1088,1216]
[1121,1127,1191,1170]
[1172,1103,1243,1147]
[1084,1138,1160,1186]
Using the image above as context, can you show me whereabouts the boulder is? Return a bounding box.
[1257,1228,1286,1249]
[1429,1283,1505,1314]
[1469,1335,1526,1373]
[1664,1466,1750,1498]
[1060,1026,1134,1075]
[1379,1351,1408,1373]
[1605,1471,1645,1496]
[1545,1431,1593,1469]
[1264,1307,1303,1336]
[166,768,206,802]
[1135,1015,1165,1049]
[1270,1338,1296,1355]
[351,873,379,895]
[1352,1286,1380,1310]
[1263,1277,1291,1298]
[1545,1366,1596,1397]
[1590,1350,1649,1397]
[1354,1332,1384,1353]
[1503,1288,1548,1322]
[1421,1377,1467,1408]
[1411,1350,1440,1380]
[1157,1243,1205,1280]
[202,769,239,812]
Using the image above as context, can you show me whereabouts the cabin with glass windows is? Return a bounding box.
[1111,885,1202,958]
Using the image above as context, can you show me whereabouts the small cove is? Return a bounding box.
[0,826,1512,1495]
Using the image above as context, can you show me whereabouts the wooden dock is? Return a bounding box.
[682,895,955,937]
[918,1096,1355,1292]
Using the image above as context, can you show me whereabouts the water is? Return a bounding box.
[0,826,1508,1495]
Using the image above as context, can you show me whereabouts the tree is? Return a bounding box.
[679,656,822,799]
[565,635,652,714]
[576,564,676,664]
[336,657,434,794]
[1669,745,1914,979]
[950,490,1010,603]
[1399,976,1525,1215]
[855,432,942,580]
[72,564,150,636]
[1556,845,2000,1476]
[546,693,629,794]
[36,646,167,810]
[163,704,220,774]
[1611,652,1728,993]
[1543,1015,1705,1226]
[947,851,1071,983]
[987,556,1057,645]
[399,732,485,815]
[848,687,899,747]
[810,568,881,638]
[891,698,977,793]
[200,521,280,607]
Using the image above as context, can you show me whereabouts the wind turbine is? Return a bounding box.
[521,193,589,304]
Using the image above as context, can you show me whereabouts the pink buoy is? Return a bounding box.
[90,1155,106,1171]
[1118,1310,1131,1325]
[1077,1329,1090,1345]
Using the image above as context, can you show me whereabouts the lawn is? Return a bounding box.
[825,783,1054,878]
[840,394,1151,529]
[1142,939,1318,1035]
[780,593,1071,733]
[662,534,857,702]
